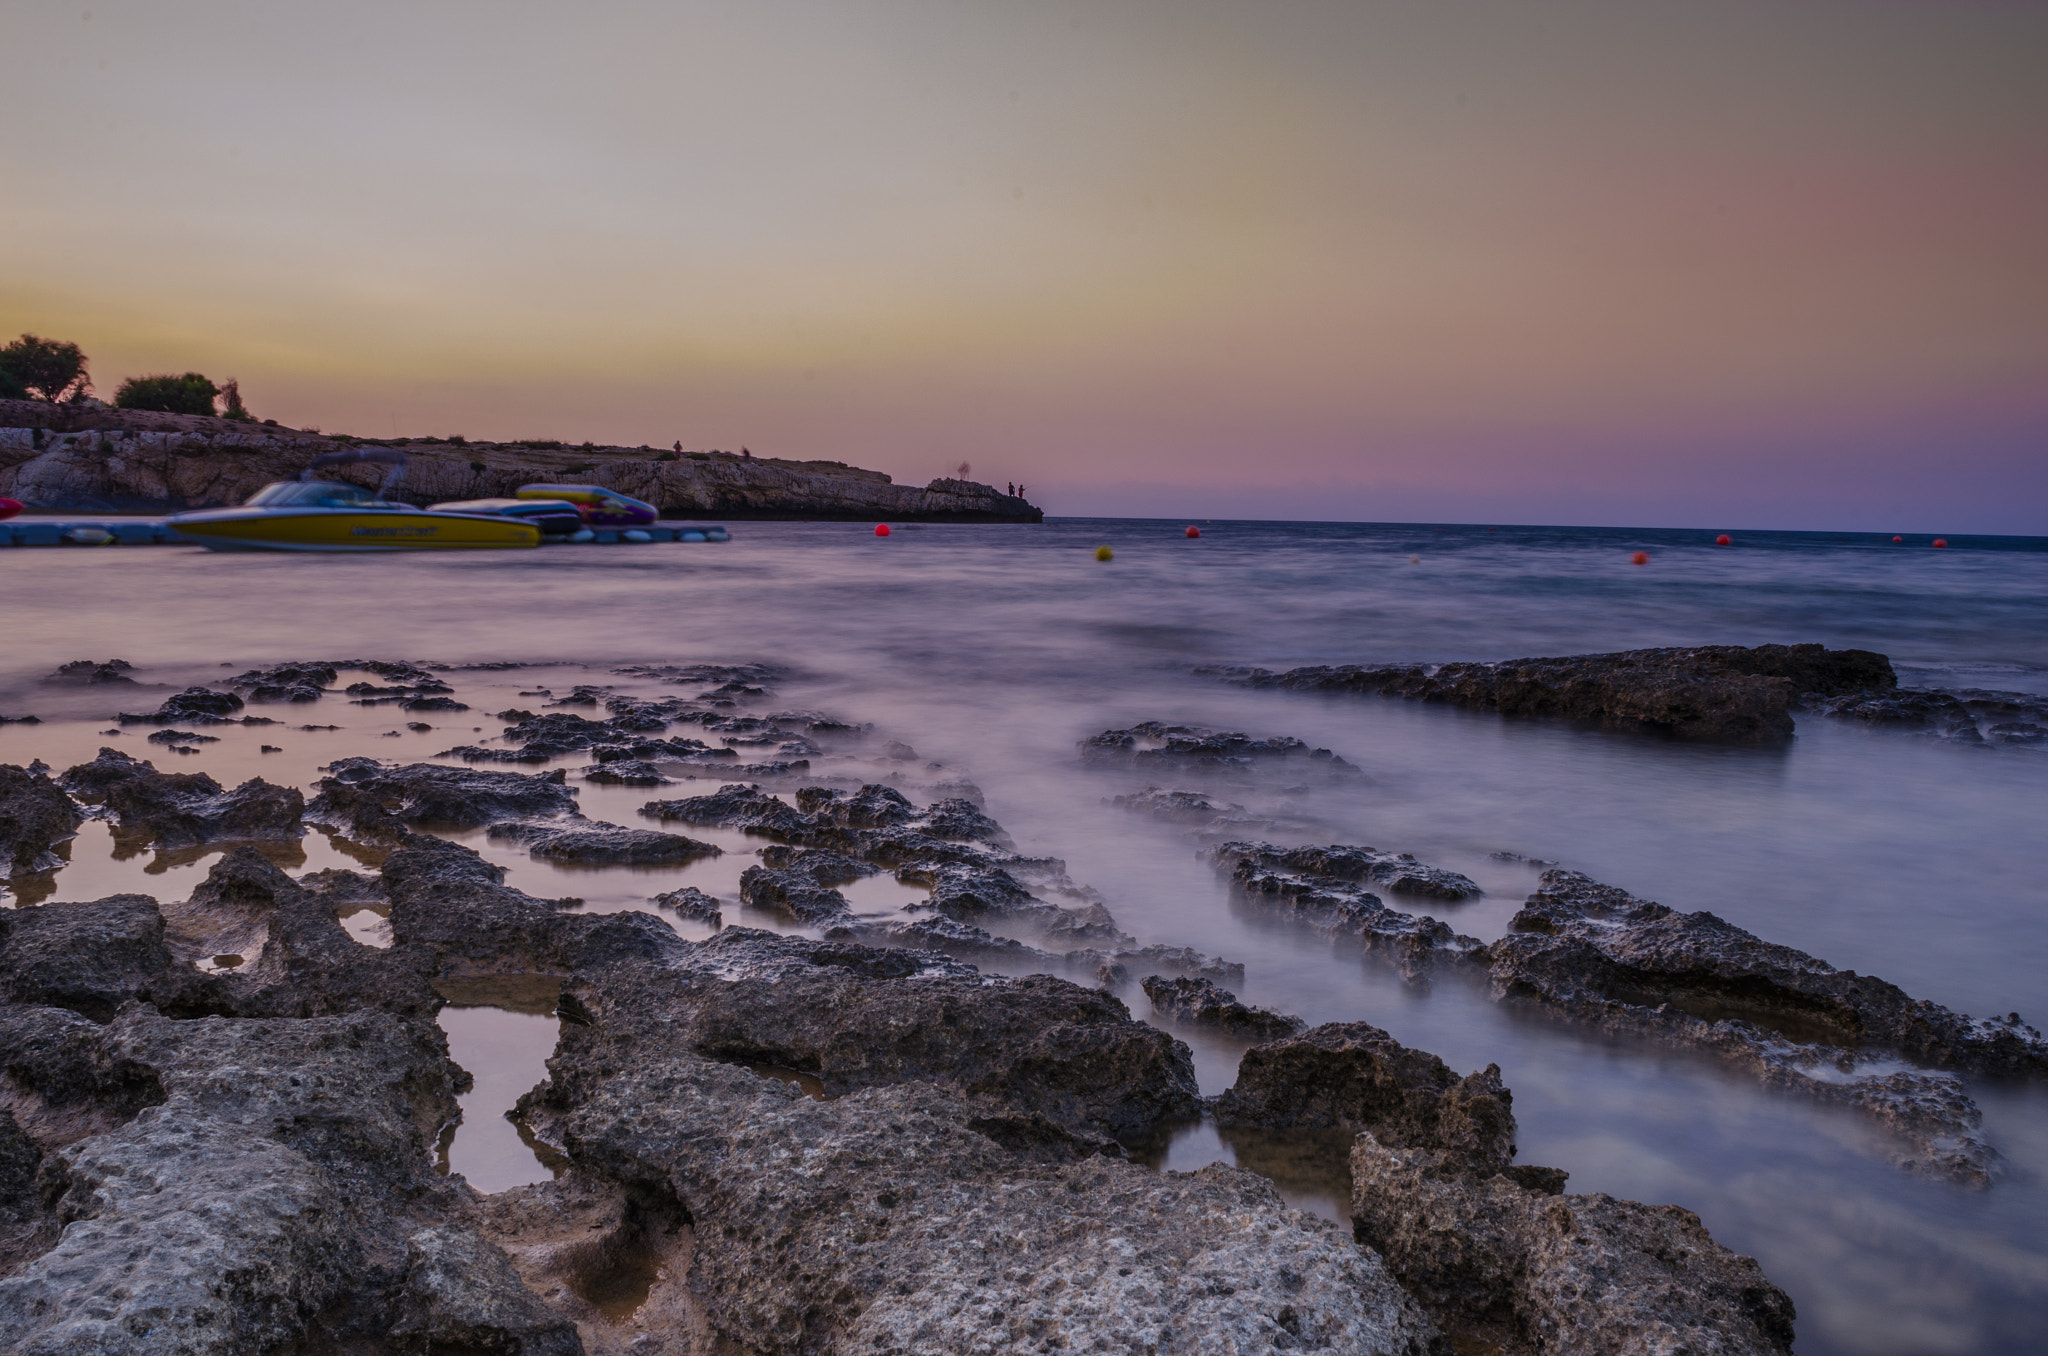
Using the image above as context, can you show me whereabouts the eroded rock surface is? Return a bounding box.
[1142,975,1306,1041]
[307,758,580,836]
[0,764,81,879]
[487,819,720,866]
[117,685,248,725]
[1351,1135,1796,1356]
[1486,868,2043,1184]
[1220,642,1895,743]
[1217,841,1487,981]
[1082,721,1361,778]
[0,1007,473,1356]
[58,747,304,850]
[545,928,1203,1144]
[520,944,1437,1355]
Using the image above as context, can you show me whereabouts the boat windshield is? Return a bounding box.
[245,481,389,508]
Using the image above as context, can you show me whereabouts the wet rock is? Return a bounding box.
[488,818,721,866]
[117,684,247,725]
[227,661,338,702]
[755,843,873,883]
[170,848,441,1019]
[652,886,723,926]
[1351,1134,1796,1355]
[523,984,1430,1354]
[1216,1023,1517,1172]
[1112,785,1272,835]
[0,1006,472,1355]
[56,747,304,850]
[1142,975,1306,1040]
[1081,720,1360,775]
[1487,869,2046,1183]
[642,782,811,836]
[737,865,852,923]
[579,758,670,786]
[42,658,138,686]
[0,763,83,877]
[1223,642,1896,744]
[144,727,219,745]
[1809,688,1980,738]
[1217,841,1486,980]
[547,928,1202,1144]
[609,661,782,692]
[1497,869,2048,1078]
[0,894,207,1021]
[1989,721,2047,744]
[648,783,1116,941]
[822,915,1243,987]
[0,1004,168,1149]
[379,832,689,979]
[306,758,579,837]
[348,676,456,698]
[0,1109,54,1270]
[390,1225,583,1356]
[401,694,470,713]
[1228,840,1483,901]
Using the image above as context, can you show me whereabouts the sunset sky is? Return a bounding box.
[4,0,2044,531]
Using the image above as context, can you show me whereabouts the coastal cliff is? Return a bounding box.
[0,399,1040,522]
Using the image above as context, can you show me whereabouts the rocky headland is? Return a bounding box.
[0,399,1039,522]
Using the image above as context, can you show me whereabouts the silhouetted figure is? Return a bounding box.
[673,440,681,453]
[742,447,752,459]
[1007,482,1015,497]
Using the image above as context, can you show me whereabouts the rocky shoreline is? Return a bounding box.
[2,647,2039,1352]
[1210,643,2048,746]
[0,400,1039,522]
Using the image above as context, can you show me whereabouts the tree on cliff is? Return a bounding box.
[0,334,91,403]
[114,372,221,416]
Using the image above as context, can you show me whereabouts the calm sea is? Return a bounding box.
[4,517,2045,1355]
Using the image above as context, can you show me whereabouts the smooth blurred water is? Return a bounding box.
[3,518,2045,1354]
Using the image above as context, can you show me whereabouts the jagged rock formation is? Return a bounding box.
[1202,1019,1796,1354]
[0,765,82,881]
[0,399,1039,521]
[1213,840,2039,1185]
[1141,975,1306,1041]
[57,748,304,852]
[1212,643,1897,743]
[1351,1134,1796,1355]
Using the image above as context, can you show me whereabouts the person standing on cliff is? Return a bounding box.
[742,447,752,459]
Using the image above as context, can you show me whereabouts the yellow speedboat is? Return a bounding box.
[169,480,541,552]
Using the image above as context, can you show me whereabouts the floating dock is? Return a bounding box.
[1,517,731,548]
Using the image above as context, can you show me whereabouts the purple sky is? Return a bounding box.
[4,0,2044,531]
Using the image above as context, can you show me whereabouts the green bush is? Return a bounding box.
[114,372,219,416]
[0,334,91,403]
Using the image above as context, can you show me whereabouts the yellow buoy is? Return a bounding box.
[1095,545,1114,562]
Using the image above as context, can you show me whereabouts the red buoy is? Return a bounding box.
[874,524,891,537]
[1892,535,1903,542]
[1715,534,1732,546]
[0,497,22,522]
[1184,525,1200,538]
[1631,551,1650,566]
[1932,538,1948,548]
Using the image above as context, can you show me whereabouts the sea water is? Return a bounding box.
[3,518,2044,1355]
